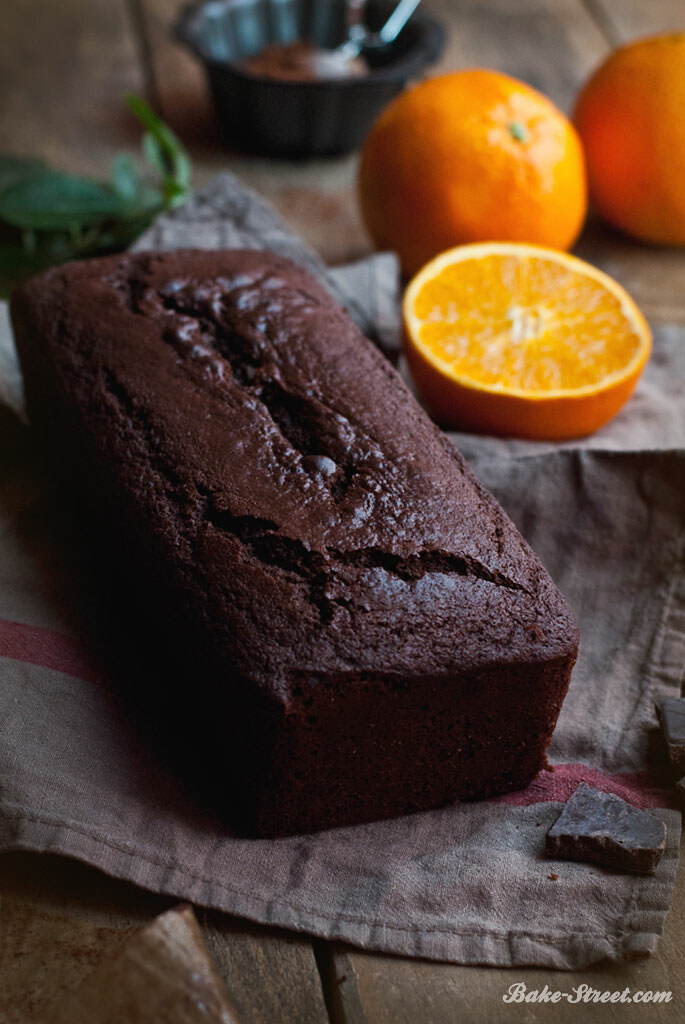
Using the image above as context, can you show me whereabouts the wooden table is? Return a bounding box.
[1,1,684,1020]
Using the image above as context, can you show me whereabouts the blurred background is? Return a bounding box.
[0,0,682,283]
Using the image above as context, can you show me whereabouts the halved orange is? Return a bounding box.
[403,242,651,439]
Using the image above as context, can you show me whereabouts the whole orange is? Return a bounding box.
[357,69,587,277]
[575,34,685,245]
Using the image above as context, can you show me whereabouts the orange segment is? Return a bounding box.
[403,243,651,439]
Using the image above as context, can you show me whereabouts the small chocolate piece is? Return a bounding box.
[546,783,666,874]
[656,698,685,772]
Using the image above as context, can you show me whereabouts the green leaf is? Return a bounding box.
[0,171,127,230]
[142,132,167,178]
[130,182,166,218]
[0,155,48,193]
[0,98,192,295]
[113,152,165,219]
[127,95,192,200]
[0,210,162,297]
[111,152,139,202]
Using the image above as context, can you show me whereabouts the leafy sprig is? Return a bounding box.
[0,97,192,297]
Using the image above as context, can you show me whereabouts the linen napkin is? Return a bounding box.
[0,174,682,969]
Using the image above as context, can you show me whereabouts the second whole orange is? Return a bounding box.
[575,33,685,245]
[358,69,587,277]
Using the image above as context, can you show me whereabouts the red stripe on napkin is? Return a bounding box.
[0,618,105,685]
[494,762,675,809]
[0,617,677,810]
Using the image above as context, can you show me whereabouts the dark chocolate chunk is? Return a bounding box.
[546,783,666,874]
[656,698,685,772]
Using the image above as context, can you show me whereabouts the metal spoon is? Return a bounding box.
[293,0,423,80]
[339,0,424,58]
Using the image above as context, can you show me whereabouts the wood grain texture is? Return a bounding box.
[327,833,685,1024]
[0,853,329,1024]
[424,0,607,110]
[45,905,242,1024]
[0,898,131,1023]
[582,0,685,47]
[0,853,172,1022]
[0,0,143,178]
[200,912,330,1024]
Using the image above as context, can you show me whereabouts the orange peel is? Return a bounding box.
[403,242,651,439]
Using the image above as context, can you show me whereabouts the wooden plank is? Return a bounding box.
[0,897,129,1024]
[583,0,685,47]
[199,912,330,1024]
[327,832,685,1024]
[425,0,607,111]
[0,851,329,1023]
[0,852,172,1022]
[0,0,144,179]
[46,905,243,1024]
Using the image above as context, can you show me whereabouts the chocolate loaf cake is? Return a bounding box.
[11,250,579,836]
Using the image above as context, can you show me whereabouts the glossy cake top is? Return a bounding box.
[13,250,579,693]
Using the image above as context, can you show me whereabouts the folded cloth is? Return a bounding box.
[0,174,682,969]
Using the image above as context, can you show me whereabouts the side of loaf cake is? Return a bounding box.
[11,250,579,836]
